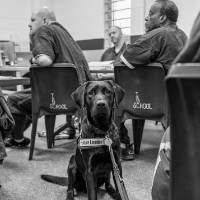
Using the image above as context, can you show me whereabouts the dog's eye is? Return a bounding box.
[88,90,95,96]
[104,89,112,96]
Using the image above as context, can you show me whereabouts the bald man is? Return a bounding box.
[101,26,126,61]
[5,7,91,147]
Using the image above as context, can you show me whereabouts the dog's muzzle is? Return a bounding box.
[96,100,107,108]
[93,99,110,116]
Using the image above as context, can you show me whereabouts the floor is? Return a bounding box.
[0,116,164,200]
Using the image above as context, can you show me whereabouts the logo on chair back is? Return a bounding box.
[132,92,152,110]
[49,93,68,110]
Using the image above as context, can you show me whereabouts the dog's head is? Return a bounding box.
[72,80,125,130]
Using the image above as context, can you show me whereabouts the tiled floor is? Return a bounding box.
[0,116,164,200]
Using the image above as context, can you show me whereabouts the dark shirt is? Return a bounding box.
[101,43,127,61]
[31,22,92,81]
[121,25,187,73]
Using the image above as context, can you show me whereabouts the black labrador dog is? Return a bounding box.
[41,80,125,200]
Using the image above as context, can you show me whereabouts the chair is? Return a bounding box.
[114,63,166,154]
[29,63,81,160]
[166,63,200,200]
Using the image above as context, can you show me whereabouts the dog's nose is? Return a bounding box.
[97,101,106,108]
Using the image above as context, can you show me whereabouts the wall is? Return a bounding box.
[0,0,31,51]
[0,0,199,61]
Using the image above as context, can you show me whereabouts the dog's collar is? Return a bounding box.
[80,118,113,138]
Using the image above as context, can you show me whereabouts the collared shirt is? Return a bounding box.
[121,25,187,73]
[101,43,127,61]
[31,22,92,81]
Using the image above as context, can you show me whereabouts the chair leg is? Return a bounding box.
[45,115,56,148]
[132,119,145,154]
[29,114,38,160]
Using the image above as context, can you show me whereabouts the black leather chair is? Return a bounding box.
[29,63,81,160]
[114,63,166,154]
[166,63,200,200]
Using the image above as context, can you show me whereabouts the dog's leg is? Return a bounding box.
[85,169,97,200]
[82,151,97,200]
[105,174,121,200]
[66,155,77,200]
[105,172,121,200]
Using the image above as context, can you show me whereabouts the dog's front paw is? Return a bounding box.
[113,192,122,200]
[66,190,74,200]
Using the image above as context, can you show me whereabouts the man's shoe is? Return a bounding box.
[5,137,30,147]
[120,144,135,161]
[127,144,134,155]
[63,126,76,139]
[55,126,76,140]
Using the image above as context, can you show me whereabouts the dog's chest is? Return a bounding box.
[91,150,113,177]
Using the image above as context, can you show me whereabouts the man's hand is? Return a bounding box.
[30,54,53,66]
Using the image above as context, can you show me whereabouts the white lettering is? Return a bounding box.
[132,103,152,110]
[49,92,68,110]
[132,92,152,110]
[50,104,68,110]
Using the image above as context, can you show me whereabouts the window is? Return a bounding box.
[104,0,131,48]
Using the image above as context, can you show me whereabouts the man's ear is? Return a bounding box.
[43,17,48,25]
[106,80,125,107]
[160,15,167,24]
[71,82,89,108]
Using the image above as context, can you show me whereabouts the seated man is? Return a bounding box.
[5,7,91,147]
[152,10,200,200]
[117,0,187,159]
[101,26,127,61]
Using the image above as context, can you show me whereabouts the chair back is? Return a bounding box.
[114,63,166,120]
[166,63,200,200]
[30,63,81,115]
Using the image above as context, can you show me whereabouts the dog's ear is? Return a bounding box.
[71,82,89,108]
[106,80,125,107]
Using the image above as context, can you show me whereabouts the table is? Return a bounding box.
[0,65,114,74]
[0,66,29,72]
[0,64,114,90]
[0,76,30,87]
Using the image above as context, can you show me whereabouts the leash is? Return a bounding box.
[105,136,130,200]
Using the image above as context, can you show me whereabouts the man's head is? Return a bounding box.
[145,0,178,32]
[108,26,123,46]
[28,7,56,35]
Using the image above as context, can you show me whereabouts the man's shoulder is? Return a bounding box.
[147,27,168,37]
[144,26,186,40]
[104,46,114,53]
[102,47,114,56]
[132,28,164,45]
[35,25,52,36]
